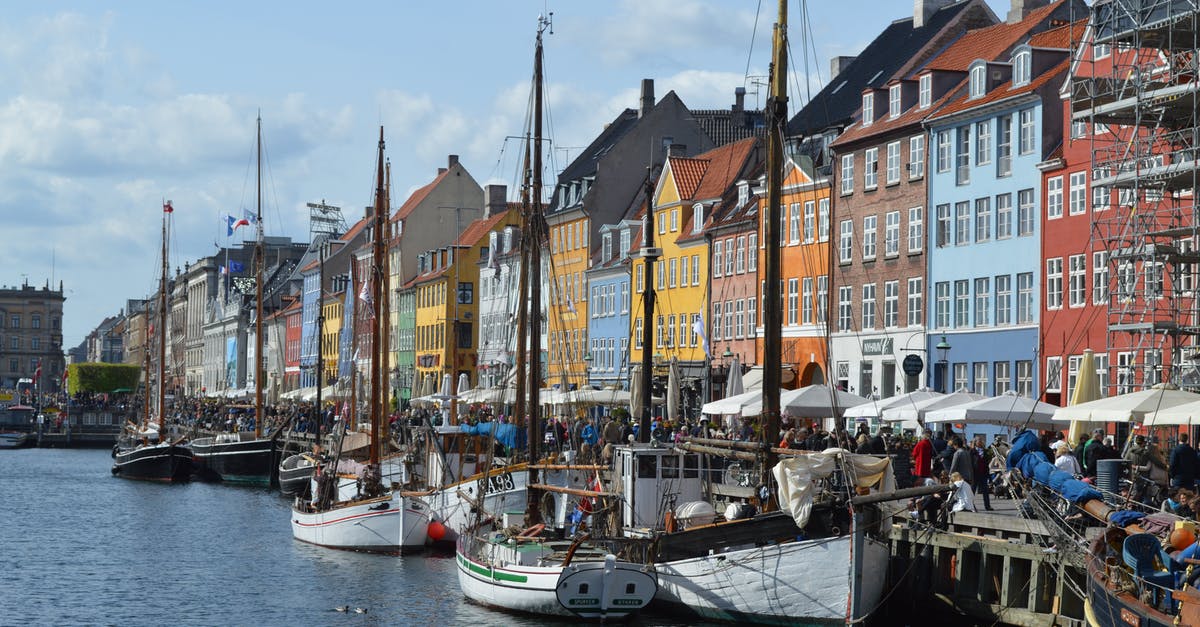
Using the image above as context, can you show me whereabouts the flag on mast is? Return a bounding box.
[163,200,174,213]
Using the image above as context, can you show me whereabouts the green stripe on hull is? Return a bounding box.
[220,475,271,486]
[458,553,529,583]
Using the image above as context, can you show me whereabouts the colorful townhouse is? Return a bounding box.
[586,218,641,390]
[476,221,524,390]
[924,4,1081,399]
[709,175,762,399]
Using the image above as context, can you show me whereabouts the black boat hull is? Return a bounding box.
[191,437,276,486]
[112,443,193,483]
[277,458,315,497]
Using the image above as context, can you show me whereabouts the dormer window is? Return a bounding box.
[919,74,931,109]
[737,182,749,208]
[888,85,902,119]
[692,203,704,234]
[602,232,612,261]
[1012,47,1032,87]
[862,92,874,126]
[619,228,631,259]
[968,61,986,99]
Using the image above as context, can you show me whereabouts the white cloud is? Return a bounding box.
[591,0,757,66]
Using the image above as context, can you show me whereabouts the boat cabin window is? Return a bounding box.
[626,583,636,594]
[638,455,657,479]
[661,455,679,478]
[578,583,589,594]
[683,454,699,478]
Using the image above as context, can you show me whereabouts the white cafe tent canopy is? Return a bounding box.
[843,388,943,420]
[701,390,760,416]
[1051,384,1200,423]
[882,390,986,423]
[924,391,1058,429]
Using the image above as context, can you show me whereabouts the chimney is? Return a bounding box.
[830,56,857,78]
[639,78,655,118]
[733,87,746,128]
[914,0,955,28]
[668,144,687,157]
[1008,0,1051,24]
[448,154,459,169]
[484,184,508,218]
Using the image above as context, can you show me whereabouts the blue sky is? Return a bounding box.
[0,0,1014,347]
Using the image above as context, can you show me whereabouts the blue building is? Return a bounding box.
[924,31,1073,400]
[586,220,640,391]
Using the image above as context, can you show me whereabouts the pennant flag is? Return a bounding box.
[163,200,174,213]
[358,275,374,319]
[692,313,709,359]
[225,214,251,237]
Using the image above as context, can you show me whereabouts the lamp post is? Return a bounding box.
[935,335,952,393]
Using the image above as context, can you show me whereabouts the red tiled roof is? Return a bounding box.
[924,0,1065,71]
[832,87,961,147]
[668,157,707,200]
[692,138,759,201]
[392,169,450,222]
[928,58,1069,121]
[453,209,514,247]
[1029,18,1086,49]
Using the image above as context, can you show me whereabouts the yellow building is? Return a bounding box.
[320,287,343,389]
[545,213,590,390]
[631,138,761,390]
[411,209,518,392]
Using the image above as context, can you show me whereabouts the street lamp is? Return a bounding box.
[935,335,952,392]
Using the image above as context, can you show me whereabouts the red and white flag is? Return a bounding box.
[163,200,174,213]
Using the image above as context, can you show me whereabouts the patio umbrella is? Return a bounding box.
[842,388,944,420]
[1067,348,1103,442]
[924,391,1059,429]
[1052,383,1200,423]
[629,364,643,420]
[882,390,987,424]
[456,373,471,415]
[667,357,681,423]
[701,390,761,416]
[742,384,868,419]
[725,356,744,398]
[435,373,453,399]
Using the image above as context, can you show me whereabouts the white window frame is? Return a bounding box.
[803,201,815,243]
[935,281,950,329]
[918,74,931,109]
[968,62,986,99]
[907,277,923,327]
[1047,176,1063,219]
[1046,257,1064,309]
[1018,188,1035,236]
[1019,108,1036,155]
[974,277,991,327]
[841,154,854,195]
[884,280,899,328]
[861,283,876,329]
[936,131,951,173]
[975,197,991,243]
[862,92,874,126]
[976,120,992,166]
[818,198,830,242]
[839,220,853,263]
[864,147,879,190]
[885,210,900,257]
[838,286,852,332]
[908,206,923,254]
[889,84,902,118]
[1093,251,1108,305]
[909,135,925,179]
[862,215,877,260]
[996,193,1013,239]
[886,141,901,185]
[1069,171,1088,216]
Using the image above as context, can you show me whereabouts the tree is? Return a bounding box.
[66,363,142,395]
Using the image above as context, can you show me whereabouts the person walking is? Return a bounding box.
[971,434,993,511]
[1169,433,1197,489]
[911,429,934,481]
[948,436,974,488]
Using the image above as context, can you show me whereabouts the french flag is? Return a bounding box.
[225,214,251,237]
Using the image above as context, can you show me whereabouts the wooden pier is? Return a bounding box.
[885,497,1089,626]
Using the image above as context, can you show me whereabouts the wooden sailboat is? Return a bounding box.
[454,16,656,619]
[191,114,283,486]
[289,127,430,553]
[111,201,193,482]
[277,244,329,497]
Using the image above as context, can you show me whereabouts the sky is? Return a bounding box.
[0,0,1014,348]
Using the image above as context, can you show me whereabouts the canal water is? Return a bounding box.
[2,449,711,626]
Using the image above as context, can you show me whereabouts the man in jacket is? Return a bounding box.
[1170,433,1197,489]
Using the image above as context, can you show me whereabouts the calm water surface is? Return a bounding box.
[2,449,708,626]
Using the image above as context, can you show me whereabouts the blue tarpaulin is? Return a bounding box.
[459,421,527,450]
[1009,429,1103,506]
[1110,510,1147,527]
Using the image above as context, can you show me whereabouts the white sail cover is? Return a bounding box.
[772,449,895,528]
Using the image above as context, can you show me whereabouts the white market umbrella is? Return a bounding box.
[742,384,869,419]
[435,373,454,399]
[725,356,744,398]
[570,387,631,406]
[629,365,644,420]
[667,357,681,423]
[1052,383,1200,423]
[842,388,944,420]
[1141,398,1200,426]
[456,373,471,397]
[701,390,761,416]
[882,390,987,423]
[925,391,1058,429]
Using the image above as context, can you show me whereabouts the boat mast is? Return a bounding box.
[524,15,548,525]
[157,202,170,435]
[514,137,531,441]
[254,113,265,440]
[762,0,787,488]
[315,243,324,444]
[381,161,392,433]
[638,170,656,443]
[369,127,387,467]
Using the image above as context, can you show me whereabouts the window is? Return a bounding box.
[635,268,644,293]
[969,62,985,99]
[975,197,991,242]
[1092,168,1110,211]
[1013,49,1031,86]
[711,304,722,341]
[1147,261,1164,299]
[1017,360,1033,397]
[744,240,754,273]
[1095,353,1110,397]
[884,280,899,328]
[935,281,950,328]
[669,257,677,288]
[1018,188,1035,236]
[936,204,950,248]
[1094,42,1112,59]
[655,315,664,348]
[656,261,665,289]
[734,300,745,339]
[886,141,901,184]
[1046,257,1064,309]
[919,74,931,108]
[787,278,799,325]
[1047,176,1063,219]
[954,280,970,327]
[974,362,990,396]
[995,361,1012,395]
[1045,356,1062,392]
[997,114,1013,177]
[885,210,900,257]
[747,299,757,337]
[888,84,902,118]
[862,92,874,126]
[1066,354,1082,402]
[864,147,878,189]
[1068,254,1087,307]
[817,276,828,324]
[1069,171,1087,215]
[803,202,815,243]
[31,315,40,329]
[725,238,734,275]
[936,130,951,173]
[681,256,690,286]
[996,274,1012,325]
[996,193,1013,239]
[841,154,854,194]
[955,201,970,246]
[692,203,704,233]
[956,125,971,185]
[839,220,853,263]
[908,206,923,253]
[658,213,666,235]
[10,315,18,329]
[862,283,876,329]
[818,199,829,242]
[974,277,991,327]
[862,216,877,260]
[909,135,925,179]
[908,277,923,327]
[954,363,968,393]
[712,240,723,278]
[670,210,678,231]
[735,237,746,273]
[1093,251,1108,305]
[838,286,853,331]
[976,120,992,165]
[789,202,801,243]
[1018,109,1035,154]
[802,278,814,324]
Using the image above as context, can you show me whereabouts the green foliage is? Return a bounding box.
[67,363,142,394]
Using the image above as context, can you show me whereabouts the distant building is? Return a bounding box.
[0,280,67,391]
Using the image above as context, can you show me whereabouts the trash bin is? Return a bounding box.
[1095,458,1125,505]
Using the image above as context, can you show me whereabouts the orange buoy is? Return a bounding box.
[428,520,447,542]
[1171,528,1196,551]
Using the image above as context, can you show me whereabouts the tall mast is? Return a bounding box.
[524,16,548,525]
[369,127,387,466]
[157,202,170,434]
[639,170,657,443]
[762,0,788,486]
[315,244,324,444]
[254,113,265,439]
[514,136,531,438]
[381,161,392,430]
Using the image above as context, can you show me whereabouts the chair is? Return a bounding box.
[1123,532,1181,611]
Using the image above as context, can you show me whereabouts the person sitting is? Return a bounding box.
[947,471,976,513]
[1054,441,1082,476]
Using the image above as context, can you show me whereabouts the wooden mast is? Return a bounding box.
[761,0,788,488]
[315,243,324,445]
[382,161,392,425]
[638,171,656,443]
[524,15,548,525]
[369,127,387,467]
[254,113,265,439]
[157,201,170,435]
[515,137,531,445]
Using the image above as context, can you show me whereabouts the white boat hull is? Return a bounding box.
[653,533,889,625]
[291,493,430,553]
[425,469,528,543]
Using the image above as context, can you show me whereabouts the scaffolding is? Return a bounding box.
[1073,0,1200,390]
